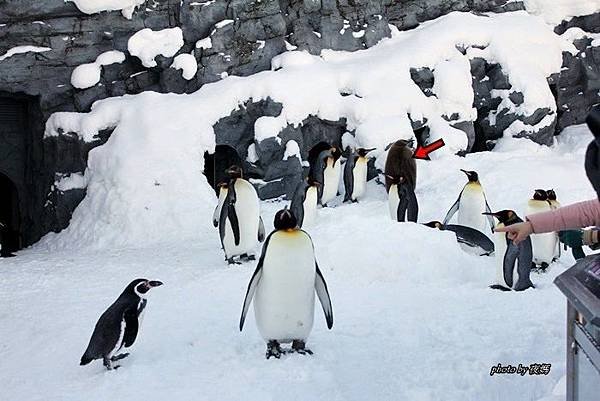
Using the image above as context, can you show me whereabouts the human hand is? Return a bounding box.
[494,221,533,245]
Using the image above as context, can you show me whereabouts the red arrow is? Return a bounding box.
[413,138,445,160]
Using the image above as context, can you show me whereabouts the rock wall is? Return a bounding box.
[0,0,599,246]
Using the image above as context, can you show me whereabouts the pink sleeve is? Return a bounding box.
[526,199,600,233]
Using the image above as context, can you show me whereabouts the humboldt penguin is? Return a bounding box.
[483,210,534,291]
[443,170,494,237]
[80,279,163,370]
[527,189,557,269]
[217,165,266,265]
[387,174,418,222]
[423,221,494,256]
[384,139,416,192]
[314,146,342,206]
[343,147,376,202]
[239,208,333,359]
[290,178,320,228]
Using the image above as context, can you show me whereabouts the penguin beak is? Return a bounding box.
[481,212,497,218]
[460,169,469,175]
[148,280,163,287]
[406,139,415,148]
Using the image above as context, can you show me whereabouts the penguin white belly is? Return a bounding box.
[388,184,399,220]
[493,226,510,288]
[527,201,557,265]
[302,186,318,227]
[322,159,341,205]
[351,158,368,200]
[109,319,127,358]
[254,231,316,343]
[223,180,260,257]
[213,187,228,224]
[457,186,488,234]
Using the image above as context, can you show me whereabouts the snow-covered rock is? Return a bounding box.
[71,50,125,89]
[66,0,145,19]
[128,28,184,68]
[170,54,198,80]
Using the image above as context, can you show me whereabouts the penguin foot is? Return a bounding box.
[266,340,283,360]
[489,284,511,292]
[291,340,313,355]
[103,357,120,371]
[111,353,130,362]
[239,253,256,262]
[226,258,242,265]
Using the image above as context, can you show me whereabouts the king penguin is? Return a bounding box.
[80,279,163,370]
[483,210,534,291]
[239,208,333,359]
[290,178,320,228]
[387,174,418,222]
[315,146,342,207]
[443,170,495,238]
[527,189,557,269]
[423,221,494,256]
[216,165,266,265]
[343,147,375,203]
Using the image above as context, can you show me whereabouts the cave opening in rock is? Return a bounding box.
[0,173,21,255]
[307,141,333,180]
[203,145,243,195]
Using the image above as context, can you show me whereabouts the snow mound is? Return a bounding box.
[71,50,125,89]
[128,28,184,68]
[170,53,198,80]
[66,0,145,19]
[0,45,51,62]
[524,0,600,25]
[43,11,576,249]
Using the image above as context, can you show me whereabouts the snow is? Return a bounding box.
[66,0,145,19]
[43,10,575,248]
[170,54,198,80]
[246,143,259,163]
[215,19,234,29]
[0,45,51,62]
[128,28,184,68]
[524,0,600,25]
[55,172,87,191]
[432,54,476,121]
[283,139,301,161]
[71,50,125,89]
[195,37,213,50]
[1,124,594,401]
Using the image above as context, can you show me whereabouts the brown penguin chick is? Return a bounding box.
[384,139,416,192]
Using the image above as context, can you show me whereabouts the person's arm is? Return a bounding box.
[495,199,600,244]
[527,199,600,233]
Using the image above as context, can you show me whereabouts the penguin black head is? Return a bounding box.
[126,278,163,298]
[532,189,548,201]
[546,189,557,201]
[307,177,321,188]
[225,165,243,179]
[423,221,443,230]
[482,210,519,225]
[330,146,342,161]
[274,207,298,231]
[460,169,479,182]
[357,147,376,158]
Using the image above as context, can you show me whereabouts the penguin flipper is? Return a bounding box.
[239,234,272,331]
[122,309,139,348]
[258,216,265,242]
[443,192,461,225]
[228,204,241,246]
[503,241,519,289]
[514,238,534,291]
[212,204,220,228]
[315,262,334,329]
[484,199,495,232]
[343,155,356,202]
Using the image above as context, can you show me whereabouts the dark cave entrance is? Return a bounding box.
[307,141,332,180]
[203,145,243,195]
[0,173,21,255]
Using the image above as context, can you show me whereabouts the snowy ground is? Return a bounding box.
[0,125,595,401]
